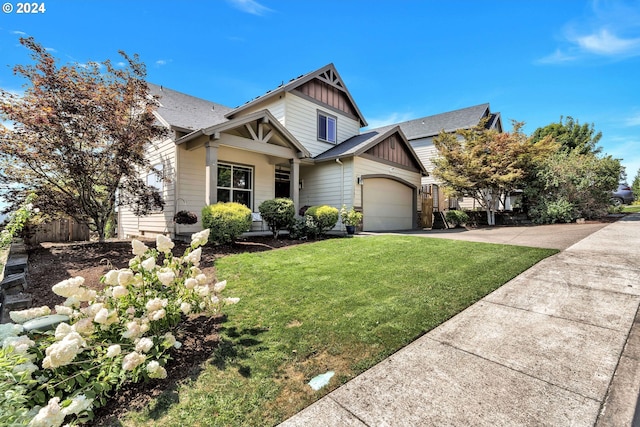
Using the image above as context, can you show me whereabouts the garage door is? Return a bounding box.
[363,178,413,231]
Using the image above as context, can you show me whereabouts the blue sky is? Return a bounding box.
[1,0,639,215]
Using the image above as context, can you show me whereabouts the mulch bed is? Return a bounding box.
[24,235,309,426]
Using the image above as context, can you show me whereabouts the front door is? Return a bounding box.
[275,168,290,198]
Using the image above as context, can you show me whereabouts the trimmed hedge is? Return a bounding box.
[305,205,339,234]
[201,202,252,244]
[258,198,295,239]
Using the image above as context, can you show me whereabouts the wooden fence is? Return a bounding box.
[25,218,90,245]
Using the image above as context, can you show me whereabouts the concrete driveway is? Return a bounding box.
[364,221,611,250]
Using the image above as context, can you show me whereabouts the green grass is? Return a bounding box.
[622,204,640,213]
[122,236,556,426]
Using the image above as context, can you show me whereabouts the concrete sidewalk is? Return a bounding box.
[280,214,640,426]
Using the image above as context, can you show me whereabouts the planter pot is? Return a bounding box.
[346,225,356,235]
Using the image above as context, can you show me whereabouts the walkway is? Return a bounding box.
[280,214,640,426]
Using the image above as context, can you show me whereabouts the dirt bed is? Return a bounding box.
[24,235,308,425]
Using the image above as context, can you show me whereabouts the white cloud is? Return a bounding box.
[45,47,57,53]
[536,48,578,65]
[624,113,640,127]
[12,31,27,36]
[364,112,415,129]
[574,29,640,56]
[155,59,171,66]
[227,0,273,16]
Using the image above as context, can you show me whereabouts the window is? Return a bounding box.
[217,163,253,209]
[147,164,164,193]
[318,112,337,143]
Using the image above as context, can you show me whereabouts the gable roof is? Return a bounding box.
[148,83,232,132]
[315,126,428,175]
[371,103,499,141]
[225,63,368,127]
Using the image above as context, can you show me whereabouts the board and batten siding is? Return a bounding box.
[354,157,422,212]
[119,137,176,238]
[284,93,360,158]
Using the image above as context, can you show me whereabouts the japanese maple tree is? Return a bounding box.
[0,37,166,241]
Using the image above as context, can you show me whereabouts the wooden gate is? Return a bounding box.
[421,195,433,228]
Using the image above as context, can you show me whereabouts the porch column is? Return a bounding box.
[205,141,219,206]
[289,158,300,214]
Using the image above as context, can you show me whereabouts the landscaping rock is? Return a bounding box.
[5,254,28,275]
[1,293,32,323]
[0,272,27,296]
[9,241,27,256]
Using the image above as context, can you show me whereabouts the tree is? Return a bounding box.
[432,120,557,225]
[530,116,602,155]
[524,151,620,223]
[0,37,166,241]
[632,169,640,200]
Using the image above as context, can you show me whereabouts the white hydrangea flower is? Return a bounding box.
[183,247,202,266]
[83,303,104,318]
[146,360,168,379]
[156,234,175,253]
[105,344,121,358]
[150,309,166,321]
[157,270,176,287]
[42,332,86,369]
[61,394,93,416]
[112,285,129,298]
[190,229,210,248]
[210,295,220,304]
[9,306,51,324]
[104,269,120,286]
[145,298,167,312]
[135,337,154,353]
[93,308,118,326]
[28,396,64,427]
[180,302,192,315]
[117,270,134,286]
[132,239,149,256]
[72,318,94,336]
[63,296,81,308]
[3,335,35,354]
[195,274,208,285]
[225,297,240,305]
[195,285,210,297]
[122,320,142,340]
[184,278,197,290]
[0,323,24,341]
[122,351,146,371]
[54,323,73,341]
[213,280,227,293]
[54,305,73,316]
[141,256,156,271]
[162,332,176,348]
[52,277,84,298]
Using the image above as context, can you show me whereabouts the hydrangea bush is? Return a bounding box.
[0,229,238,426]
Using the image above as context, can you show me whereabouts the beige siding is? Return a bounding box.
[119,137,176,238]
[354,157,422,211]
[175,142,279,234]
[299,159,353,210]
[284,93,360,157]
[234,97,286,124]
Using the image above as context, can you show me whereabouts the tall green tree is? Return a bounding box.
[0,37,166,241]
[432,121,557,225]
[632,168,640,200]
[530,116,602,155]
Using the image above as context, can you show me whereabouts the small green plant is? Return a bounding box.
[1,193,38,247]
[258,198,295,239]
[445,210,469,227]
[305,205,339,234]
[201,202,252,244]
[530,198,577,224]
[340,205,363,226]
[288,216,322,240]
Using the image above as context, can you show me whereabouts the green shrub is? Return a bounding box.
[258,198,295,239]
[288,216,322,240]
[445,210,469,227]
[305,205,339,234]
[201,202,252,244]
[529,198,577,224]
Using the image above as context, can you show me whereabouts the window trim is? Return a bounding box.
[317,111,337,144]
[216,162,254,210]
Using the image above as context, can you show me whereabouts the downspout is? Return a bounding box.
[336,158,344,231]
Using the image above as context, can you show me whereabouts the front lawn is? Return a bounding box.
[622,204,640,213]
[122,236,556,426]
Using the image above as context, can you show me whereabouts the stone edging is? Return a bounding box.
[0,239,31,323]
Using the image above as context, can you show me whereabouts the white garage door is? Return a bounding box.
[363,178,413,231]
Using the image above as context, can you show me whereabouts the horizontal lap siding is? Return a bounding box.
[300,159,353,209]
[120,137,176,238]
[354,157,422,211]
[176,144,276,234]
[285,93,360,158]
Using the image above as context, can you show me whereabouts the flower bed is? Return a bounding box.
[0,230,238,426]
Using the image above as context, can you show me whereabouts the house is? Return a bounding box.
[371,104,503,212]
[118,63,429,239]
